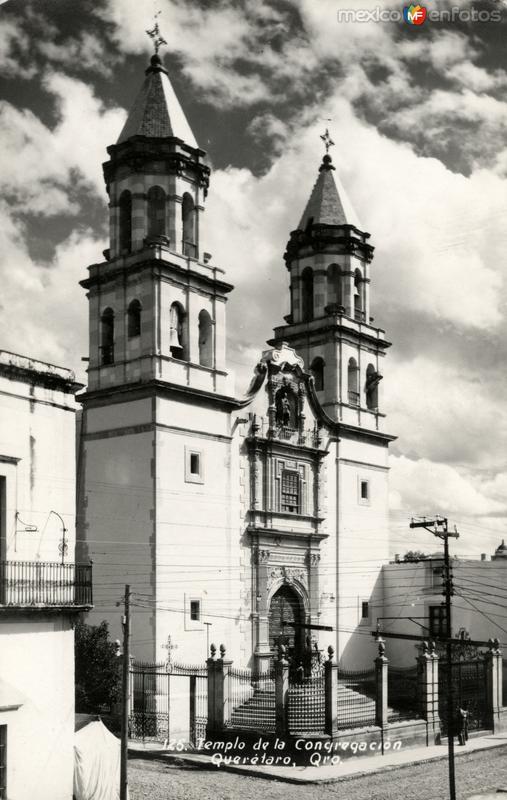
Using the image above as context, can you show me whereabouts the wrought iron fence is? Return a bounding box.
[337,667,377,729]
[0,560,92,606]
[288,670,325,734]
[226,665,276,732]
[503,659,507,706]
[129,660,207,745]
[130,662,170,742]
[438,658,488,736]
[388,665,420,722]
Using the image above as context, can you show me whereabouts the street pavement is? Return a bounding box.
[128,742,507,800]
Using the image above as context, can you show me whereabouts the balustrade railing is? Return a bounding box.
[0,560,92,607]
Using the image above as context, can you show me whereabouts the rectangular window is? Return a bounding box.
[281,470,300,514]
[185,594,203,630]
[190,600,201,621]
[360,481,369,500]
[361,601,369,620]
[185,448,204,484]
[429,605,447,638]
[0,725,6,800]
[431,566,444,591]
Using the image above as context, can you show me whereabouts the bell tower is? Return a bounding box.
[271,139,390,432]
[78,42,240,663]
[82,49,232,397]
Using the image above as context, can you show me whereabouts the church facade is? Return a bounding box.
[77,52,394,670]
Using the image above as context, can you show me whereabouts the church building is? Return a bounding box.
[77,49,395,671]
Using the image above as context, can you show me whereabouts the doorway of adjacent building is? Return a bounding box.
[268,585,303,662]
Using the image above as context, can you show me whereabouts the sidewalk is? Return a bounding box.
[129,732,507,784]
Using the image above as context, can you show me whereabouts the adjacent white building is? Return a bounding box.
[382,543,507,667]
[0,350,92,800]
[77,52,395,671]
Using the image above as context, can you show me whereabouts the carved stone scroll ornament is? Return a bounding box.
[266,566,307,590]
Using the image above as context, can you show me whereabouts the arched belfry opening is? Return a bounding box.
[100,308,115,365]
[268,584,304,661]
[311,357,325,392]
[169,302,187,359]
[354,269,363,321]
[301,267,314,322]
[127,299,141,338]
[147,185,166,239]
[327,263,343,308]
[198,309,213,368]
[118,191,132,254]
[182,192,196,256]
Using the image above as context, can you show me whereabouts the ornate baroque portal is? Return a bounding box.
[246,344,328,671]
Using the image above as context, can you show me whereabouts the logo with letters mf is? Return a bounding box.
[403,4,427,24]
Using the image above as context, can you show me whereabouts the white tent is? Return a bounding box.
[74,719,123,800]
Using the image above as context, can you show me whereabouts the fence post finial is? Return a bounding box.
[210,643,216,660]
[327,645,334,662]
[219,643,226,659]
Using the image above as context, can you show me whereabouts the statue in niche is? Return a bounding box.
[275,385,298,428]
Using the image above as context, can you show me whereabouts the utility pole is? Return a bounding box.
[120,585,131,800]
[410,516,459,800]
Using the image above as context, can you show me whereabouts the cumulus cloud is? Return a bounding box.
[0,203,94,375]
[0,72,125,216]
[389,455,507,518]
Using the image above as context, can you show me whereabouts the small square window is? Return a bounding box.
[185,447,204,484]
[190,600,200,621]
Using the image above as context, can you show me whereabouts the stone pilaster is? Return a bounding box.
[375,639,388,729]
[417,641,440,744]
[485,638,503,733]
[325,646,338,736]
[275,646,289,736]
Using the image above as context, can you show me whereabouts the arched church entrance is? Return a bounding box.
[268,585,304,662]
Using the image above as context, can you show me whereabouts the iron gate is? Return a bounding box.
[130,661,170,741]
[129,661,207,745]
[438,658,489,736]
[172,662,208,746]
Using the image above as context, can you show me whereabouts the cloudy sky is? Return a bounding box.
[1,0,507,558]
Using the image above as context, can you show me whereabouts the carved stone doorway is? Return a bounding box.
[268,584,303,662]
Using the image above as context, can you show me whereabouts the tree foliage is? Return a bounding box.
[401,550,430,562]
[75,620,121,713]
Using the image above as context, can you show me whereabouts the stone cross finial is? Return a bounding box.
[146,12,167,54]
[320,128,335,154]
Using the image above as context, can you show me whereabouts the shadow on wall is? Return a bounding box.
[339,569,383,670]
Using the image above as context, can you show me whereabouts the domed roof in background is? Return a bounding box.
[493,539,507,559]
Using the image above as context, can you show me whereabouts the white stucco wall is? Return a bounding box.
[0,618,75,800]
[0,369,77,562]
